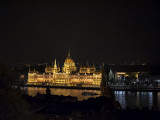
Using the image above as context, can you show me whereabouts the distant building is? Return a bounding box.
[106,64,150,82]
[28,52,102,86]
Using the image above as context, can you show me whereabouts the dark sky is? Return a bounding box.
[0,1,160,65]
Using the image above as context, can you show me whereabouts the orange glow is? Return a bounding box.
[28,52,102,86]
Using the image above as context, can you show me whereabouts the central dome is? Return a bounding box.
[64,50,75,64]
[65,57,74,64]
[63,51,77,73]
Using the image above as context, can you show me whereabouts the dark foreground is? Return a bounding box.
[22,93,159,120]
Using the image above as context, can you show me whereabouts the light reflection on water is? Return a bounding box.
[22,87,100,101]
[21,87,160,110]
[114,91,154,110]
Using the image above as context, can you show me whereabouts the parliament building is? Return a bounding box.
[28,52,102,87]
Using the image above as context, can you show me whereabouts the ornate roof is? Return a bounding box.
[64,51,75,64]
[65,57,75,64]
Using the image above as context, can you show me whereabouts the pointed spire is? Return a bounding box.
[102,62,105,67]
[29,67,31,72]
[54,59,57,68]
[68,50,70,58]
[34,68,36,72]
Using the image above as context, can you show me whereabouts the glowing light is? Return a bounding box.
[28,52,102,86]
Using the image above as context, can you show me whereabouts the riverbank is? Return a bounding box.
[19,84,160,92]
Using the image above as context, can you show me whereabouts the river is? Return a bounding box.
[21,87,160,111]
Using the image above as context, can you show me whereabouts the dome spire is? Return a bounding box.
[68,50,70,58]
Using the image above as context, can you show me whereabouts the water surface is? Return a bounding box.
[21,87,160,110]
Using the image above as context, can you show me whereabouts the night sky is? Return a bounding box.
[0,1,160,65]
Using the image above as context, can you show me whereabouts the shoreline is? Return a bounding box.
[18,84,160,92]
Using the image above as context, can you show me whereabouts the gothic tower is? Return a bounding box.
[53,59,58,73]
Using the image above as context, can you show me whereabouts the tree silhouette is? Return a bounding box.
[0,60,15,89]
[0,60,44,120]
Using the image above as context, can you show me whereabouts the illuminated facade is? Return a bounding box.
[28,52,101,86]
[115,72,139,81]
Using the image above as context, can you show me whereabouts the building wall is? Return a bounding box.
[28,53,101,86]
[28,72,101,86]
